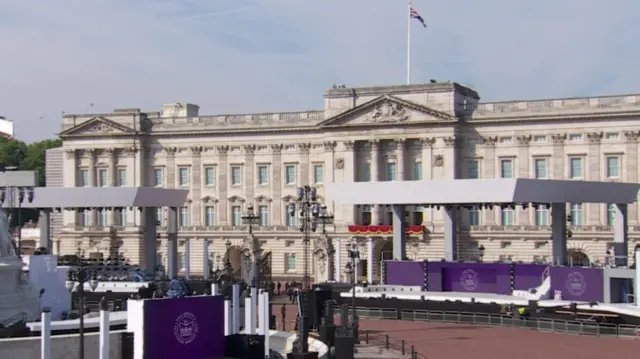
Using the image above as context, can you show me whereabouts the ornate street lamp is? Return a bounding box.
[288,186,322,291]
[242,204,262,287]
[478,244,485,262]
[65,257,99,359]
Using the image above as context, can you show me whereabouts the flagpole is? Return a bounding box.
[406,0,412,85]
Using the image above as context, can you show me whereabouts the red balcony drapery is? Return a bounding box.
[347,225,424,235]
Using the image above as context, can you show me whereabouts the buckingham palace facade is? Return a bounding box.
[48,82,640,281]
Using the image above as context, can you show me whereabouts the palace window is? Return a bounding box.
[569,158,583,179]
[535,205,548,226]
[570,203,584,225]
[97,168,108,187]
[534,158,547,179]
[313,164,324,184]
[179,206,189,227]
[231,166,242,186]
[501,207,514,226]
[204,166,216,186]
[606,156,620,178]
[259,205,269,226]
[153,168,163,187]
[204,206,215,226]
[178,167,190,187]
[117,169,127,186]
[500,159,513,178]
[78,169,89,187]
[231,205,242,226]
[468,206,480,225]
[257,165,269,185]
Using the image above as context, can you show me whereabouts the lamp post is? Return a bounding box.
[242,204,261,287]
[0,187,35,256]
[65,257,99,359]
[348,240,360,343]
[288,186,322,291]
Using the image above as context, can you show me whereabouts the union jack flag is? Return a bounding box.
[410,7,426,28]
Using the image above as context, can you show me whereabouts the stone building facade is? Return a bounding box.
[51,82,640,281]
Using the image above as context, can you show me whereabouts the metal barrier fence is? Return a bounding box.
[343,306,640,339]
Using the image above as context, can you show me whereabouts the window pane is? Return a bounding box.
[570,158,582,178]
[501,208,513,225]
[386,163,397,181]
[535,205,548,226]
[286,254,296,271]
[468,206,480,225]
[285,165,296,184]
[606,157,619,178]
[500,160,512,178]
[535,159,547,179]
[117,169,127,186]
[79,170,89,187]
[98,169,108,187]
[258,166,268,184]
[231,206,241,226]
[413,162,423,180]
[259,205,269,225]
[362,163,371,182]
[204,167,215,186]
[205,206,215,226]
[231,167,241,185]
[570,203,583,225]
[179,167,190,187]
[154,168,163,186]
[155,208,163,226]
[179,206,189,226]
[313,165,324,184]
[468,160,479,179]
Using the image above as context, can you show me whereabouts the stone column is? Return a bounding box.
[217,146,229,224]
[370,139,380,224]
[191,146,203,225]
[443,137,457,179]
[243,145,256,202]
[587,133,603,224]
[270,144,283,224]
[551,134,566,179]
[39,210,51,250]
[88,149,97,226]
[517,135,531,225]
[395,139,406,180]
[164,147,177,188]
[624,131,639,223]
[326,235,335,282]
[420,138,435,225]
[337,141,356,225]
[298,143,311,185]
[203,239,210,280]
[184,238,191,280]
[482,137,497,224]
[551,203,567,266]
[107,148,118,224]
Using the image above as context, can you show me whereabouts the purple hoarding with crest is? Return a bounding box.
[549,266,604,302]
[143,295,225,359]
[385,260,425,287]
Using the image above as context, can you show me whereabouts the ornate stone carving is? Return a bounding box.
[393,138,405,149]
[420,138,436,148]
[243,145,256,154]
[482,136,498,147]
[443,137,456,147]
[86,122,116,134]
[587,132,603,143]
[323,141,336,151]
[190,146,203,155]
[624,131,639,142]
[64,149,76,159]
[551,133,567,144]
[200,195,218,203]
[368,101,409,122]
[123,147,137,156]
[335,158,345,169]
[216,145,229,155]
[343,141,355,150]
[104,148,118,157]
[516,135,532,145]
[270,144,282,154]
[163,147,177,156]
[297,143,311,153]
[433,155,444,167]
[369,139,380,150]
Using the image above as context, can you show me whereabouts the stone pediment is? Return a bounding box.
[59,117,136,137]
[318,95,455,127]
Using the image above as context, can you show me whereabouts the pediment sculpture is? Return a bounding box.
[369,101,409,123]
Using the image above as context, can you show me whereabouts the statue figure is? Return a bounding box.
[0,211,17,257]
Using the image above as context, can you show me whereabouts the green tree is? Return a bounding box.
[0,137,28,170]
[23,138,63,185]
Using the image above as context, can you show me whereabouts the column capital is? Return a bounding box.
[516,135,532,146]
[420,138,435,148]
[323,141,336,151]
[624,131,639,142]
[393,138,406,149]
[297,143,311,153]
[269,144,282,154]
[216,145,230,155]
[343,141,355,150]
[64,148,76,159]
[191,146,203,155]
[587,132,603,144]
[163,146,178,156]
[369,139,380,150]
[482,136,497,147]
[243,144,256,154]
[551,133,566,144]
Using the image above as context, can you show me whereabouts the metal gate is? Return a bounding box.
[259,251,272,287]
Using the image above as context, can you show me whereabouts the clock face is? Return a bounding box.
[335,158,344,169]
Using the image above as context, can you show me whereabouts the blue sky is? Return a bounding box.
[1,0,639,142]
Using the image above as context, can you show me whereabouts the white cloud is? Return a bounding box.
[1,0,638,142]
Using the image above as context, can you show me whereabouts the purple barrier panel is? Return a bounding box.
[426,262,444,291]
[442,266,498,293]
[385,260,425,286]
[514,264,548,290]
[549,266,604,302]
[143,295,225,359]
[493,263,512,295]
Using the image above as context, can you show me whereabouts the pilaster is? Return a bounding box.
[516,135,531,225]
[298,143,311,185]
[587,132,603,225]
[624,131,639,224]
[443,137,456,179]
[420,138,435,225]
[482,137,497,225]
[191,146,203,225]
[370,139,380,224]
[243,145,256,202]
[551,133,566,179]
[164,147,177,188]
[270,144,283,224]
[217,146,229,224]
[395,139,406,180]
